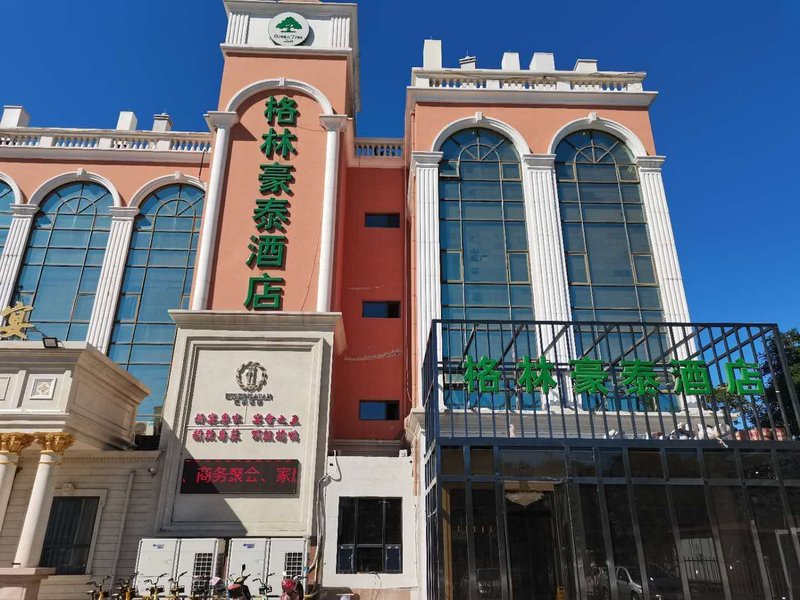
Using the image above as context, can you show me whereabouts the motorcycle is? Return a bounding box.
[279,572,304,600]
[227,564,253,599]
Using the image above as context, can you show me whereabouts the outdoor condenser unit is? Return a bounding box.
[135,538,225,596]
[227,538,306,596]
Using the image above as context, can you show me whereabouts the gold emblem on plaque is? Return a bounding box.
[0,302,34,340]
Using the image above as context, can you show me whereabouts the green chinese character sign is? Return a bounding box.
[246,96,300,311]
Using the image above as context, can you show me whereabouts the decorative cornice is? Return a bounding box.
[10,203,39,218]
[0,433,34,454]
[110,206,140,220]
[411,151,444,169]
[636,155,667,170]
[169,310,342,333]
[33,432,75,454]
[522,154,557,169]
[204,111,240,131]
[319,114,349,132]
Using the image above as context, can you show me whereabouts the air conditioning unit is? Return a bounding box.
[227,538,306,596]
[135,538,225,597]
[134,421,155,435]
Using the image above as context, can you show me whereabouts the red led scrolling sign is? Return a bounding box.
[180,459,299,495]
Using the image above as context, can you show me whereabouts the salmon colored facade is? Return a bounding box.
[4,2,775,600]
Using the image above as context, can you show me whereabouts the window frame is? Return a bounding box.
[359,400,401,421]
[555,130,663,323]
[362,301,401,319]
[40,488,106,576]
[364,213,401,228]
[336,496,403,574]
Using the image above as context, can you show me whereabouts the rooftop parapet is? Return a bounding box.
[413,41,654,106]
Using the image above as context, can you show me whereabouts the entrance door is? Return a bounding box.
[504,482,565,600]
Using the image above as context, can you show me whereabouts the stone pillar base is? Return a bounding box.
[0,568,55,600]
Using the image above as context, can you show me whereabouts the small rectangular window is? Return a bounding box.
[362,301,401,319]
[360,400,400,421]
[40,496,100,575]
[365,213,400,228]
[337,497,402,574]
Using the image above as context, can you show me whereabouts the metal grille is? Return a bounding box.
[191,552,214,596]
[283,552,303,579]
[423,319,800,444]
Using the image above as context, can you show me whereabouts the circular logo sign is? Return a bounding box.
[236,362,268,393]
[268,12,310,47]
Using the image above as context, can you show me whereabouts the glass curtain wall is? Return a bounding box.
[12,182,113,340]
[555,130,662,323]
[433,444,800,600]
[437,128,535,409]
[108,184,203,416]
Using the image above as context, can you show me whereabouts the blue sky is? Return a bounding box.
[3,1,799,329]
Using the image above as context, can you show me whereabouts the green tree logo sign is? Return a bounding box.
[276,16,303,33]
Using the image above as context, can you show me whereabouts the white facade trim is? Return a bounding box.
[225,77,334,115]
[0,204,38,311]
[85,206,140,353]
[430,113,530,158]
[27,169,122,207]
[128,173,206,208]
[191,112,239,311]
[547,113,649,157]
[521,154,572,322]
[0,172,24,204]
[637,156,691,322]
[317,115,349,312]
[411,151,443,405]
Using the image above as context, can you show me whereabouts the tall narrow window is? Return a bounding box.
[108,184,203,416]
[40,496,100,575]
[12,182,112,340]
[439,128,532,323]
[0,181,14,255]
[555,131,662,322]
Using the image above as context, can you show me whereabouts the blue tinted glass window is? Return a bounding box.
[12,182,112,340]
[438,128,536,377]
[108,184,204,417]
[555,130,663,323]
[0,181,15,254]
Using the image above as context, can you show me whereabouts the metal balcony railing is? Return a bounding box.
[422,319,800,445]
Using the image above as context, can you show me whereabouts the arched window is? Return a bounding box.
[556,130,662,323]
[0,181,14,255]
[13,182,113,340]
[439,128,532,322]
[108,184,203,416]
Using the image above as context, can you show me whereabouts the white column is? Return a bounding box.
[522,154,575,408]
[14,433,74,568]
[0,434,33,535]
[636,156,690,323]
[86,206,139,353]
[522,155,571,322]
[316,115,349,312]
[412,151,444,404]
[0,204,38,311]
[191,111,239,311]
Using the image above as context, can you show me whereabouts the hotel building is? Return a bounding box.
[0,1,798,599]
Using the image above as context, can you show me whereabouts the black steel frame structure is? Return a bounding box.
[422,319,800,600]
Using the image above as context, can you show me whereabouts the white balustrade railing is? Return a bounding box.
[413,69,645,93]
[0,127,212,154]
[354,138,404,159]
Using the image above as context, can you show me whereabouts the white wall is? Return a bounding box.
[0,451,160,600]
[321,455,417,592]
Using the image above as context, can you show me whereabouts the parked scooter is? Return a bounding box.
[253,573,274,600]
[279,572,304,600]
[227,564,253,599]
